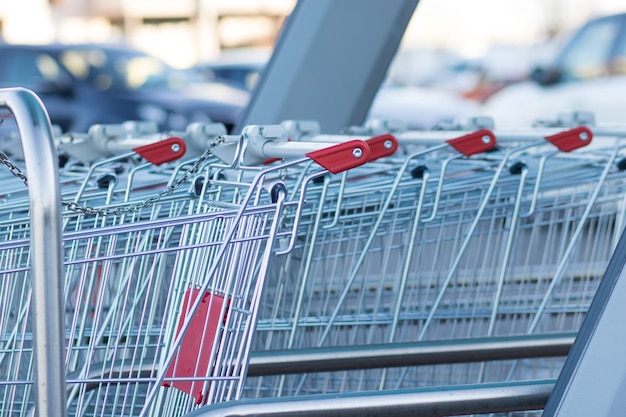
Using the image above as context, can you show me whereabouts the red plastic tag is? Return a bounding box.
[544,126,592,152]
[365,134,398,161]
[446,129,496,156]
[163,288,227,404]
[305,140,370,174]
[133,137,186,165]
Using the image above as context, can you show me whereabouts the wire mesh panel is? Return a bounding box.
[0,124,372,417]
[0,189,285,417]
[247,126,626,399]
[4,111,626,417]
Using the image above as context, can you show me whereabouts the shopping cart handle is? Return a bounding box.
[544,126,592,152]
[446,129,496,156]
[365,134,398,160]
[305,140,371,174]
[132,137,187,165]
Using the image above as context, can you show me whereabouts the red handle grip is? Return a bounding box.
[306,140,371,174]
[133,137,187,165]
[365,134,398,161]
[446,129,496,156]
[544,126,592,152]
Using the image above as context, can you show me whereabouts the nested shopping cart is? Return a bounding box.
[0,96,377,417]
[4,83,626,417]
[244,122,626,400]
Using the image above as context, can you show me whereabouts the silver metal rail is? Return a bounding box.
[183,379,555,417]
[0,88,66,417]
[65,332,574,391]
[248,333,574,376]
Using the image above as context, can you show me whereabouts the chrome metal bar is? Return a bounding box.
[247,333,574,376]
[68,333,574,388]
[183,379,555,417]
[0,88,65,417]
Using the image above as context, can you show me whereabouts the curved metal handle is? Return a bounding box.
[0,88,66,417]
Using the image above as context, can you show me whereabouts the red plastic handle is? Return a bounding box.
[133,137,187,165]
[365,134,398,161]
[446,129,496,156]
[306,140,371,174]
[544,126,592,152]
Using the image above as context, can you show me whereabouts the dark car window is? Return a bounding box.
[0,49,67,87]
[57,48,188,92]
[557,16,622,81]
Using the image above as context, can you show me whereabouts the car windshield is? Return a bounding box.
[57,47,190,91]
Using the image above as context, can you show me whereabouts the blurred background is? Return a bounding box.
[1,0,626,131]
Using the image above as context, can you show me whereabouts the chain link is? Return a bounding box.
[0,136,225,216]
[0,151,29,185]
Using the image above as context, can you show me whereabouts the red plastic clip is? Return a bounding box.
[163,288,227,404]
[365,134,398,161]
[133,137,186,165]
[544,126,592,152]
[306,140,371,174]
[446,129,496,156]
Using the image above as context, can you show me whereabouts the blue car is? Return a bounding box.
[0,43,249,132]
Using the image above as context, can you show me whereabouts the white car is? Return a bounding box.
[483,13,626,128]
[367,84,482,130]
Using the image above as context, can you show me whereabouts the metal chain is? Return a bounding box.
[0,136,225,216]
[0,151,29,185]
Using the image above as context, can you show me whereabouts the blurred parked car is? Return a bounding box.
[0,43,249,132]
[367,83,482,130]
[196,50,481,130]
[193,48,269,92]
[483,13,626,127]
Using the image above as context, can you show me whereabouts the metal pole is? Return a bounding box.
[183,379,555,417]
[237,0,419,133]
[67,332,573,390]
[247,333,574,376]
[0,88,66,417]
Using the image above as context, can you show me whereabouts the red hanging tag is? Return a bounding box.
[163,288,227,404]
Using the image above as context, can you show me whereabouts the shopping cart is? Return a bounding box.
[4,84,626,417]
[184,119,626,417]
[0,96,376,417]
[243,121,626,400]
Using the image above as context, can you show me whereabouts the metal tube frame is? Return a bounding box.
[0,87,66,417]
